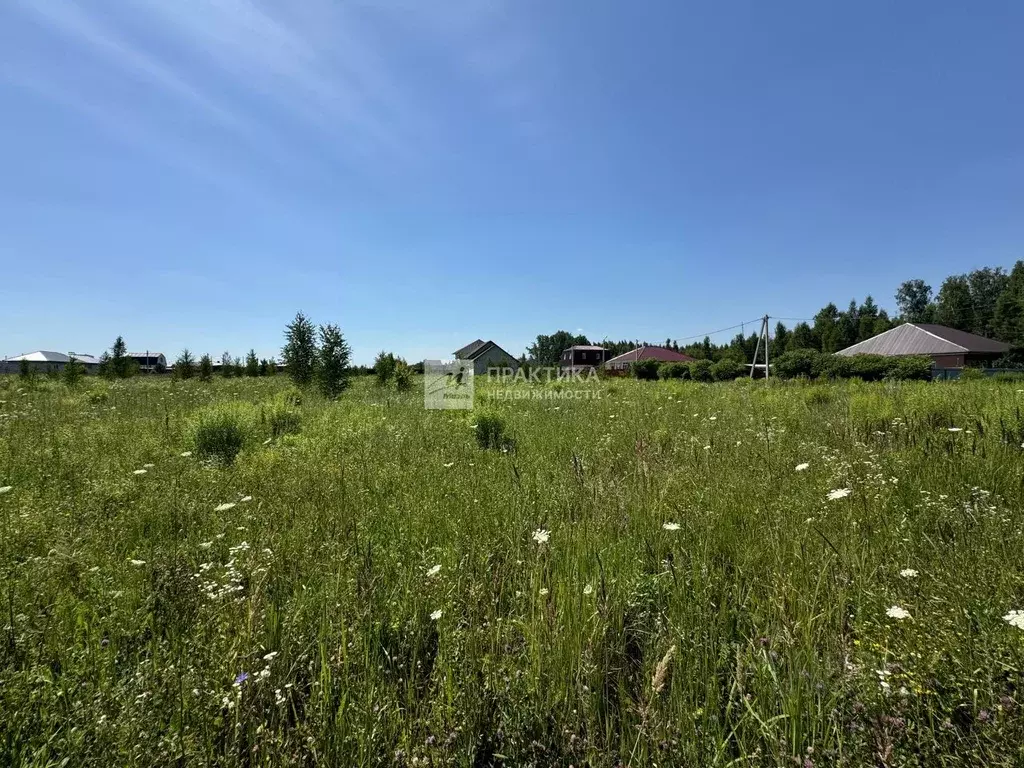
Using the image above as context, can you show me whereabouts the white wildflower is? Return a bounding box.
[0,486,11,494]
[129,559,146,567]
[426,564,442,578]
[795,463,810,472]
[539,588,549,596]
[886,605,911,620]
[133,469,147,475]
[430,609,442,621]
[215,502,236,512]
[443,462,455,468]
[899,568,919,578]
[199,541,213,549]
[263,651,278,662]
[662,522,681,531]
[583,584,593,595]
[258,668,271,680]
[532,529,550,545]
[947,427,962,432]
[142,463,155,469]
[179,451,192,457]
[827,488,852,501]
[275,689,285,706]
[240,496,252,503]
[1003,610,1024,630]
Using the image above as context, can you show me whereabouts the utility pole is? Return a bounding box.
[750,315,770,379]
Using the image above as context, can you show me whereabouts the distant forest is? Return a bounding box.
[584,260,1024,365]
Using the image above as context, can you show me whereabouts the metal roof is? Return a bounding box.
[836,323,1010,357]
[564,345,607,351]
[4,351,100,365]
[454,339,487,358]
[605,346,695,366]
[129,352,166,359]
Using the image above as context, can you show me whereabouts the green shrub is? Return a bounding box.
[658,362,690,380]
[62,356,86,387]
[885,356,933,381]
[630,359,661,381]
[85,387,109,405]
[374,351,398,386]
[394,360,413,391]
[688,359,713,382]
[959,367,985,381]
[846,354,890,381]
[266,403,302,438]
[773,349,821,379]
[474,411,512,451]
[189,403,254,464]
[710,359,745,381]
[816,355,852,380]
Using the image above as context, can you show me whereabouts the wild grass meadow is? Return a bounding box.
[2,374,1024,766]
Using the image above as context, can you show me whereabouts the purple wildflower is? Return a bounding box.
[234,672,249,686]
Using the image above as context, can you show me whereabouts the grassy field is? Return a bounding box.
[2,373,1024,766]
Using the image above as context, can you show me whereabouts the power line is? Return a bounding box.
[673,317,766,345]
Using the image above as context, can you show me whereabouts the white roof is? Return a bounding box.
[5,351,100,365]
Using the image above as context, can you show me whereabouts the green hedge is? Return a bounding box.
[658,362,690,380]
[630,359,661,380]
[772,349,932,381]
[689,359,713,382]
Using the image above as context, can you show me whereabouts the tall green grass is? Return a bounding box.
[1,374,1024,765]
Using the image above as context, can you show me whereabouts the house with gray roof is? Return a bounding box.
[453,339,519,375]
[836,323,1009,368]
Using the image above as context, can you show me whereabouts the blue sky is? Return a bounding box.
[1,1,1022,365]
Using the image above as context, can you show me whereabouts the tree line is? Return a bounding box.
[525,261,1024,367]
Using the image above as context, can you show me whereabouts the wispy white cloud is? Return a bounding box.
[4,0,553,191]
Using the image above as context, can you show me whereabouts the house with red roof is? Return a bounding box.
[604,345,695,373]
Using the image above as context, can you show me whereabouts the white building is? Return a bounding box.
[0,351,101,375]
